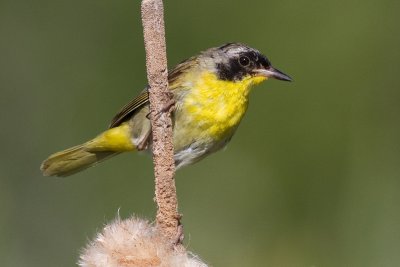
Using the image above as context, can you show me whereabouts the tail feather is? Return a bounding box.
[40,143,118,177]
[41,122,135,177]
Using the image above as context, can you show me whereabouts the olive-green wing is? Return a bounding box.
[109,57,194,128]
[168,56,196,86]
[109,90,149,128]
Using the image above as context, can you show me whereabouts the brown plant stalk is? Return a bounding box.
[141,0,183,247]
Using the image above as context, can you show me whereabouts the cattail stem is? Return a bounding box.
[140,0,183,247]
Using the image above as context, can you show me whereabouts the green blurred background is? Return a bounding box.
[1,0,400,266]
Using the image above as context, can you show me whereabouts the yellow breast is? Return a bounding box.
[181,71,265,140]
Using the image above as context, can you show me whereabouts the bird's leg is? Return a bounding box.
[142,92,174,151]
[146,92,176,121]
[137,131,152,151]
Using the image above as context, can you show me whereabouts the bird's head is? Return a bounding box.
[201,43,292,84]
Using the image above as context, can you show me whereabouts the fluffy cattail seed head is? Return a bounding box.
[79,217,208,267]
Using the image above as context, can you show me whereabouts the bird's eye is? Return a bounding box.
[238,56,250,67]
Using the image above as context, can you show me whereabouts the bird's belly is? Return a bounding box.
[172,125,232,169]
[172,93,248,168]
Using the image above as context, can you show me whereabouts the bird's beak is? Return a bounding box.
[254,67,292,82]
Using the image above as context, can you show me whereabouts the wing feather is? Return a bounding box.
[109,91,149,128]
[109,57,194,128]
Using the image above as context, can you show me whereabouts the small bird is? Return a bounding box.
[41,43,291,177]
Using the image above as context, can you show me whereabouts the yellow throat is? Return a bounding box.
[182,71,266,139]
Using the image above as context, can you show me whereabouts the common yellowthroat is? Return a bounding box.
[41,43,291,177]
